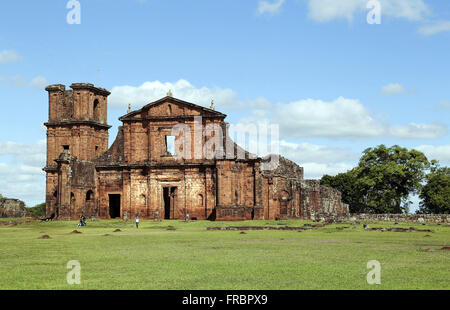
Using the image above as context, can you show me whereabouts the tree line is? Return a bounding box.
[320,145,449,214]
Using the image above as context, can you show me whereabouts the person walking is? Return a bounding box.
[136,215,140,229]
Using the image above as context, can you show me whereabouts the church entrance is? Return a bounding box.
[109,194,121,218]
[163,187,177,219]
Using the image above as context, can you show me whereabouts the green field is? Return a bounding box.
[0,218,449,290]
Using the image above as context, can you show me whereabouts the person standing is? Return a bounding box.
[136,215,140,229]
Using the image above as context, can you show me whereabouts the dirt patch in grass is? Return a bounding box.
[39,235,51,239]
[114,229,121,232]
[104,234,111,236]
[0,220,30,226]
[207,226,320,232]
[441,246,450,251]
[365,226,435,233]
[71,230,82,234]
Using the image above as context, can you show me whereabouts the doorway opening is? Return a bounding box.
[109,194,121,218]
[163,187,177,219]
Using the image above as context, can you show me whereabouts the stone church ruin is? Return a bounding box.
[43,83,348,221]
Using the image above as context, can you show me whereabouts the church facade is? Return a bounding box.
[43,83,348,221]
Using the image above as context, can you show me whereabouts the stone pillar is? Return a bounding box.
[55,150,72,219]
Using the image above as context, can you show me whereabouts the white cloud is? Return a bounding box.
[278,141,357,178]
[0,50,20,64]
[279,140,360,164]
[114,79,447,140]
[302,162,356,179]
[109,79,239,110]
[242,96,447,140]
[381,83,405,94]
[29,76,48,88]
[414,144,450,164]
[231,136,357,178]
[273,96,386,139]
[0,140,46,206]
[248,97,272,109]
[0,75,48,88]
[306,0,430,23]
[418,20,450,36]
[257,0,285,15]
[389,123,447,139]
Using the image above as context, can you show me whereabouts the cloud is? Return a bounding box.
[279,140,357,178]
[438,100,450,110]
[0,50,21,64]
[0,140,46,167]
[272,97,386,139]
[109,79,240,110]
[0,140,46,206]
[414,144,450,164]
[418,20,450,36]
[381,83,405,94]
[0,75,48,88]
[29,76,48,88]
[257,0,285,15]
[302,162,356,179]
[242,96,447,140]
[231,136,357,178]
[279,140,360,164]
[306,0,430,23]
[389,123,447,139]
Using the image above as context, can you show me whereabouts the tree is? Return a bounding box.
[418,165,450,214]
[27,203,46,217]
[321,169,368,213]
[321,145,430,214]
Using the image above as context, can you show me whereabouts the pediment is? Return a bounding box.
[119,96,226,120]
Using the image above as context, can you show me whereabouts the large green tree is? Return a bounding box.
[27,202,46,217]
[321,145,430,214]
[418,165,450,214]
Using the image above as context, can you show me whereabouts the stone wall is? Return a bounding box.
[315,213,450,223]
[0,197,29,218]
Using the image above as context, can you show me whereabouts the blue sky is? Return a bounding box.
[0,0,449,210]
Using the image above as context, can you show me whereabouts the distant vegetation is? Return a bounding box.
[418,165,450,214]
[321,144,449,214]
[27,203,46,217]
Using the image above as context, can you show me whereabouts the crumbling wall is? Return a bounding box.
[0,197,29,218]
[318,213,450,223]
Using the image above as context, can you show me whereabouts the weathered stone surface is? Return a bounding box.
[315,213,450,224]
[0,197,29,218]
[44,83,348,221]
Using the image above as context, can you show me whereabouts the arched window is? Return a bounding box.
[168,104,172,115]
[70,193,75,204]
[93,99,100,121]
[86,190,94,201]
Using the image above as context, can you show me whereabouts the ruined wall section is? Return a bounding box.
[260,156,304,220]
[0,197,29,218]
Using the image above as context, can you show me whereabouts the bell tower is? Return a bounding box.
[43,83,111,217]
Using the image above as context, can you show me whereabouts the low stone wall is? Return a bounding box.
[215,206,264,221]
[314,213,450,223]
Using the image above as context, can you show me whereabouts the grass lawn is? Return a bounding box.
[0,218,449,290]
